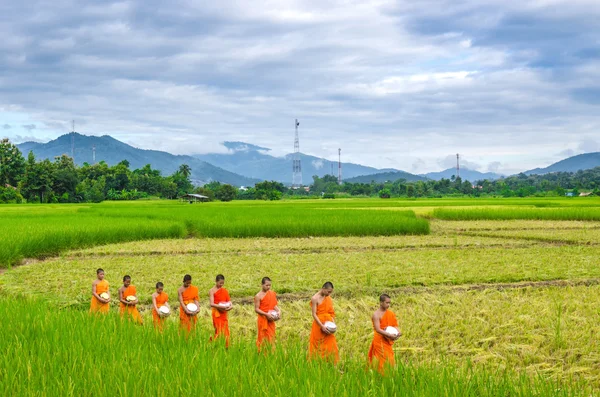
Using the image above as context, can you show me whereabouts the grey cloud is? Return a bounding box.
[311,159,324,170]
[578,138,600,153]
[558,149,576,158]
[13,135,43,143]
[2,124,10,129]
[438,155,481,171]
[0,1,598,173]
[22,124,36,131]
[411,158,426,172]
[487,161,502,173]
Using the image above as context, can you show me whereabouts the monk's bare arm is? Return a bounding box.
[255,293,273,320]
[152,293,159,312]
[209,288,220,310]
[92,282,99,299]
[92,281,108,303]
[178,287,190,314]
[312,296,330,334]
[373,312,398,340]
[118,287,128,305]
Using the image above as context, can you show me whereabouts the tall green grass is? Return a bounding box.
[433,207,600,221]
[0,202,429,267]
[0,299,583,396]
[0,214,186,267]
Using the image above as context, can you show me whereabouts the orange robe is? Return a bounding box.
[119,285,143,324]
[257,290,278,350]
[179,285,199,332]
[90,280,110,313]
[368,310,399,372]
[152,292,169,330]
[309,296,339,363]
[211,288,230,346]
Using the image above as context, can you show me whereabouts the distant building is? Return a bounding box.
[180,193,209,203]
[565,192,575,197]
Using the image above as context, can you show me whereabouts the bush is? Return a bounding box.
[0,186,23,203]
[379,188,392,199]
[322,193,335,199]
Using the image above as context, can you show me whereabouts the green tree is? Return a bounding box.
[378,188,391,198]
[216,184,237,202]
[20,152,54,203]
[52,155,79,201]
[178,164,192,179]
[0,138,26,187]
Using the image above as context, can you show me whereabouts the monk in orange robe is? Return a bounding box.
[178,274,200,333]
[152,281,169,330]
[309,281,339,363]
[90,268,110,313]
[209,274,232,346]
[118,275,143,324]
[254,277,280,351]
[368,294,401,373]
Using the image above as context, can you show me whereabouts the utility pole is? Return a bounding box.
[456,153,460,179]
[338,148,342,185]
[292,119,302,188]
[92,145,96,163]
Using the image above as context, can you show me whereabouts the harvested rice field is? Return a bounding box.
[2,198,600,395]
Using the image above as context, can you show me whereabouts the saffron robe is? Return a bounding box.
[90,280,110,314]
[179,285,199,332]
[211,288,230,346]
[257,290,278,350]
[152,292,169,329]
[309,296,339,363]
[119,285,142,324]
[368,310,399,372]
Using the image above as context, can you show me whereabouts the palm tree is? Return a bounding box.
[178,164,191,179]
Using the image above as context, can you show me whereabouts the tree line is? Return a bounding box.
[3,137,600,204]
[0,138,196,203]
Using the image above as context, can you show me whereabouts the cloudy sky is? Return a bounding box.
[1,0,599,174]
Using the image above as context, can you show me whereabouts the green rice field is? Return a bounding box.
[2,197,600,395]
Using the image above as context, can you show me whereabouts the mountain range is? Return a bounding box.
[422,168,504,181]
[524,152,600,175]
[17,133,259,186]
[193,141,403,182]
[15,133,600,186]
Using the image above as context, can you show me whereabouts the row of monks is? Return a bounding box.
[90,268,401,371]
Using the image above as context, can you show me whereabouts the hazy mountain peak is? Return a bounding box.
[222,141,271,152]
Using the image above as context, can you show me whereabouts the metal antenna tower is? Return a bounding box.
[292,119,302,188]
[71,120,75,161]
[338,148,342,185]
[456,153,460,179]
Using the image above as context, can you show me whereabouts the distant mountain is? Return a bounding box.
[194,142,422,183]
[17,133,259,186]
[524,152,600,175]
[423,168,503,181]
[345,171,427,183]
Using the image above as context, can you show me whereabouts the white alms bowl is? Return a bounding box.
[324,321,337,333]
[385,326,399,336]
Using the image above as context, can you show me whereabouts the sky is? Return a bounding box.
[1,0,599,175]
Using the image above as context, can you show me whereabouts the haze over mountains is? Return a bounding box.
[15,133,600,186]
[193,141,406,182]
